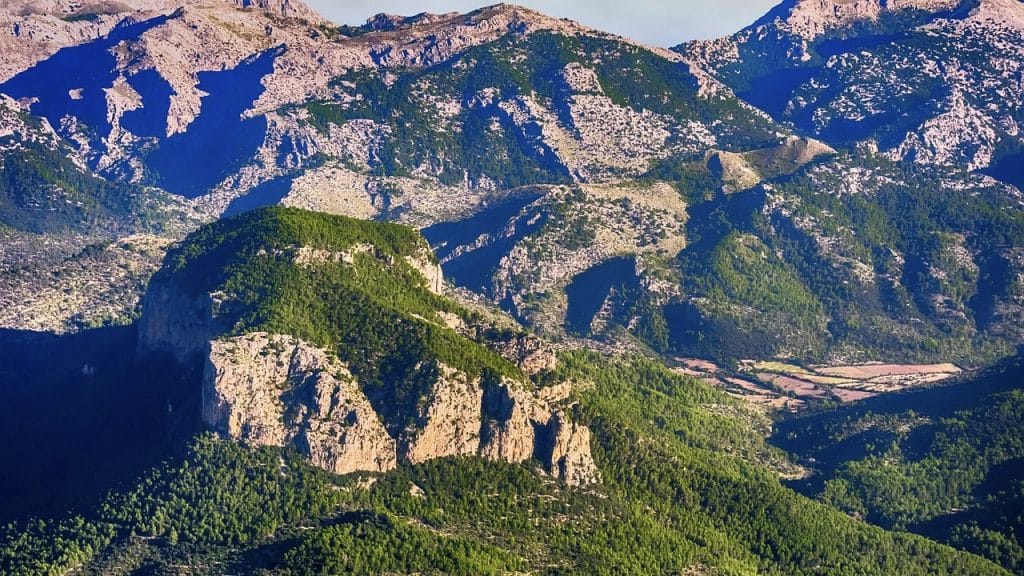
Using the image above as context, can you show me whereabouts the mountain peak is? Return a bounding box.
[364,10,461,31]
[226,0,323,21]
[1,0,323,21]
[753,0,963,38]
[356,3,585,37]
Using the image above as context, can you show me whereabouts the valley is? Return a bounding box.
[0,0,1022,574]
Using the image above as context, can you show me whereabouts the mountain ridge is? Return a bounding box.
[2,2,1024,574]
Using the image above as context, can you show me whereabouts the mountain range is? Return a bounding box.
[1,0,1022,363]
[1,0,1024,574]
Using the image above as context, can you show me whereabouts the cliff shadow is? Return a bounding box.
[0,325,201,524]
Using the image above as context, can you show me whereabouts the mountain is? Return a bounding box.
[2,0,1023,364]
[0,1,783,204]
[677,0,1024,187]
[0,91,200,333]
[0,208,1010,575]
[137,206,598,483]
[2,2,1024,572]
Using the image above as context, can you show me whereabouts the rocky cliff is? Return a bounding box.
[139,207,599,485]
[199,331,598,484]
[203,333,397,475]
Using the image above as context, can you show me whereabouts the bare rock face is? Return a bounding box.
[479,380,546,463]
[402,364,484,464]
[542,412,601,486]
[198,331,599,484]
[203,333,397,475]
[405,252,444,295]
[765,0,962,39]
[226,0,323,22]
[488,333,559,376]
[137,280,224,363]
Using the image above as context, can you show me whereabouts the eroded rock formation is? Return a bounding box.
[201,333,600,484]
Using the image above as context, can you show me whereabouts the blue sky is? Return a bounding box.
[305,1,780,46]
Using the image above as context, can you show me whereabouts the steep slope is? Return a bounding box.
[429,150,1024,365]
[0,92,202,333]
[0,0,324,82]
[138,206,598,483]
[2,0,1023,366]
[775,354,1024,572]
[0,349,1009,575]
[677,0,1024,188]
[0,1,785,207]
[0,94,191,237]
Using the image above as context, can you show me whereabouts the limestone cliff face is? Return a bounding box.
[200,332,599,485]
[479,381,546,463]
[760,0,962,39]
[543,413,601,486]
[402,364,483,464]
[203,333,397,475]
[405,252,444,295]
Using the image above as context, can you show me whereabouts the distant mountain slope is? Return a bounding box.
[775,354,1024,572]
[428,151,1024,365]
[677,0,1024,189]
[2,0,1023,362]
[0,1,784,206]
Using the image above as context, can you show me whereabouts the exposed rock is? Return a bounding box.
[678,0,1024,178]
[402,364,483,464]
[488,333,559,375]
[137,279,225,363]
[203,333,397,475]
[200,335,600,484]
[405,252,444,294]
[479,380,544,463]
[0,235,172,333]
[0,0,781,205]
[758,0,961,40]
[541,411,600,486]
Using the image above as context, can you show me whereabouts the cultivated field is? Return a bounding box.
[674,358,963,411]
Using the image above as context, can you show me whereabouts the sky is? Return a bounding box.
[304,0,780,47]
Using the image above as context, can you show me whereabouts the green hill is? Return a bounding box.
[775,355,1024,573]
[0,207,1010,575]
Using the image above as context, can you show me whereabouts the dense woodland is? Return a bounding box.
[0,346,1011,574]
[775,356,1024,573]
[1,209,1020,574]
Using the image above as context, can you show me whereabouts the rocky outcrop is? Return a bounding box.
[137,280,225,363]
[227,0,323,22]
[679,0,1024,179]
[405,252,444,295]
[402,364,483,464]
[198,335,599,484]
[488,333,559,375]
[203,333,396,474]
[542,412,601,486]
[759,0,962,39]
[479,380,546,463]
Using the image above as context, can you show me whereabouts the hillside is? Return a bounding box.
[774,355,1024,573]
[0,0,1021,366]
[2,1,1024,574]
[137,206,598,482]
[0,206,1012,575]
[677,0,1024,189]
